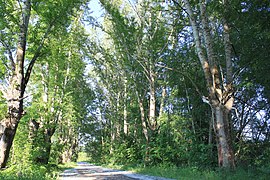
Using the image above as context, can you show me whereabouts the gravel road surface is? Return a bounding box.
[59,162,176,180]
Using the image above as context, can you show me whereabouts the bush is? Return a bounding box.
[0,164,57,180]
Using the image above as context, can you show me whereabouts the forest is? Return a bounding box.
[0,0,270,179]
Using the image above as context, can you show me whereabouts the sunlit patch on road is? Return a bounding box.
[59,162,176,180]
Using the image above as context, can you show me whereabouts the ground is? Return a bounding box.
[59,162,175,180]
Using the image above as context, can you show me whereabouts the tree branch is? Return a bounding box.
[0,84,8,99]
[199,0,216,67]
[171,0,189,15]
[0,38,15,71]
[7,93,33,102]
[155,63,204,98]
[23,23,54,91]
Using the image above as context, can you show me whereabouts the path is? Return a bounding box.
[59,162,176,180]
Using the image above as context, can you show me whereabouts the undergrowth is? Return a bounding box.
[0,162,76,180]
[92,162,270,180]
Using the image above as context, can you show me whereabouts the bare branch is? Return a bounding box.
[171,0,189,15]
[219,65,227,91]
[7,93,33,102]
[137,58,151,82]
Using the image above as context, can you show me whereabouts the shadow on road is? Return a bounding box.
[59,162,176,180]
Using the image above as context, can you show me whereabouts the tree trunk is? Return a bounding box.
[208,114,213,145]
[34,128,54,164]
[70,138,78,162]
[0,117,20,168]
[28,119,40,141]
[61,138,78,163]
[110,121,115,154]
[0,126,17,168]
[43,135,52,164]
[182,0,235,169]
[0,81,24,168]
[159,86,166,118]
[215,105,235,168]
[137,96,149,142]
[149,67,157,131]
[123,78,128,135]
[0,0,31,168]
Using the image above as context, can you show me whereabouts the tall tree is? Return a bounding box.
[0,0,33,168]
[179,0,235,168]
[0,0,86,168]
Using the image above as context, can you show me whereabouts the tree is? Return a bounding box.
[179,0,235,168]
[0,0,86,168]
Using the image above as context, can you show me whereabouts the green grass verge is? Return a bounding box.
[130,165,268,180]
[76,152,270,180]
[0,162,76,180]
[84,162,269,180]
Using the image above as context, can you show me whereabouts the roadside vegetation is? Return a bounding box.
[1,0,270,179]
[79,152,269,180]
[0,162,76,180]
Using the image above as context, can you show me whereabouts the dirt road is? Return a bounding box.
[59,162,176,180]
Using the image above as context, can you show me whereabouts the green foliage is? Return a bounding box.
[98,163,269,180]
[85,113,215,168]
[0,164,48,180]
[77,152,90,162]
[0,95,7,119]
[11,116,32,165]
[232,0,270,100]
[235,141,270,168]
[3,116,60,179]
[1,0,269,175]
[0,162,76,180]
[143,114,215,167]
[109,141,143,165]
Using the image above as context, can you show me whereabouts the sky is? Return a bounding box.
[87,0,104,22]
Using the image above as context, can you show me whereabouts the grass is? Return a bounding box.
[99,163,269,180]
[0,162,77,180]
[74,152,270,180]
[77,151,90,162]
[0,152,88,180]
[130,165,265,180]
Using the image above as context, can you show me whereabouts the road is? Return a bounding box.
[59,162,176,180]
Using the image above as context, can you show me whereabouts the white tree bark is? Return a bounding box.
[182,0,235,169]
[123,77,128,135]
